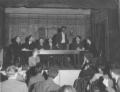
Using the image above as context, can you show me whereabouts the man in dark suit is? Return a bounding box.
[53,26,69,50]
[23,35,36,50]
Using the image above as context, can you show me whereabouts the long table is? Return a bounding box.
[37,50,80,55]
[22,50,86,68]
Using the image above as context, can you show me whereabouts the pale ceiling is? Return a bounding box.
[0,0,118,9]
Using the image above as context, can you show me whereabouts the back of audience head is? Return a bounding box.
[58,85,76,92]
[6,65,18,77]
[48,67,59,79]
[28,64,43,77]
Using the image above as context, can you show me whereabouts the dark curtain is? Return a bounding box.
[91,9,107,60]
[0,7,5,49]
[95,22,106,59]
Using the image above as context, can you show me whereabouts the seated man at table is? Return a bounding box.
[69,35,84,51]
[22,35,36,65]
[69,35,84,67]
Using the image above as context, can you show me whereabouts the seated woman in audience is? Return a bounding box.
[28,49,40,68]
[102,74,115,92]
[69,35,84,51]
[74,61,97,92]
[58,85,76,92]
[32,67,60,92]
[90,65,104,83]
[28,64,45,92]
[78,58,97,80]
[90,65,116,92]
[1,65,28,92]
[89,66,106,92]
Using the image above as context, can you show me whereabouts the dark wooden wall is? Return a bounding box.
[5,9,90,45]
[91,8,119,63]
[0,7,5,49]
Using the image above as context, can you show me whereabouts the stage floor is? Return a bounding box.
[53,70,81,86]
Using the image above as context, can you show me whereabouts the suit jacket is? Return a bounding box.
[35,42,45,50]
[69,42,83,50]
[33,78,60,92]
[44,43,55,50]
[23,42,36,50]
[1,79,28,92]
[28,73,45,92]
[52,32,68,49]
[10,42,22,57]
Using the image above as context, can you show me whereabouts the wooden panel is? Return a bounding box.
[5,12,90,44]
[0,7,4,48]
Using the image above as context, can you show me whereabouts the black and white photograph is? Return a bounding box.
[0,0,120,92]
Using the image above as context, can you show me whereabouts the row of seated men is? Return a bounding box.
[1,57,120,92]
[3,26,98,68]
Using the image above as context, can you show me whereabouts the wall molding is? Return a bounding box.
[5,8,90,15]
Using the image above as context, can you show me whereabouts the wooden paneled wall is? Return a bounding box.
[5,8,90,44]
[0,7,5,48]
[91,8,119,63]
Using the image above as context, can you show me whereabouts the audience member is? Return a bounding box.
[32,67,60,92]
[58,85,76,92]
[28,49,40,67]
[1,65,28,92]
[90,65,104,83]
[28,64,45,92]
[103,74,116,92]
